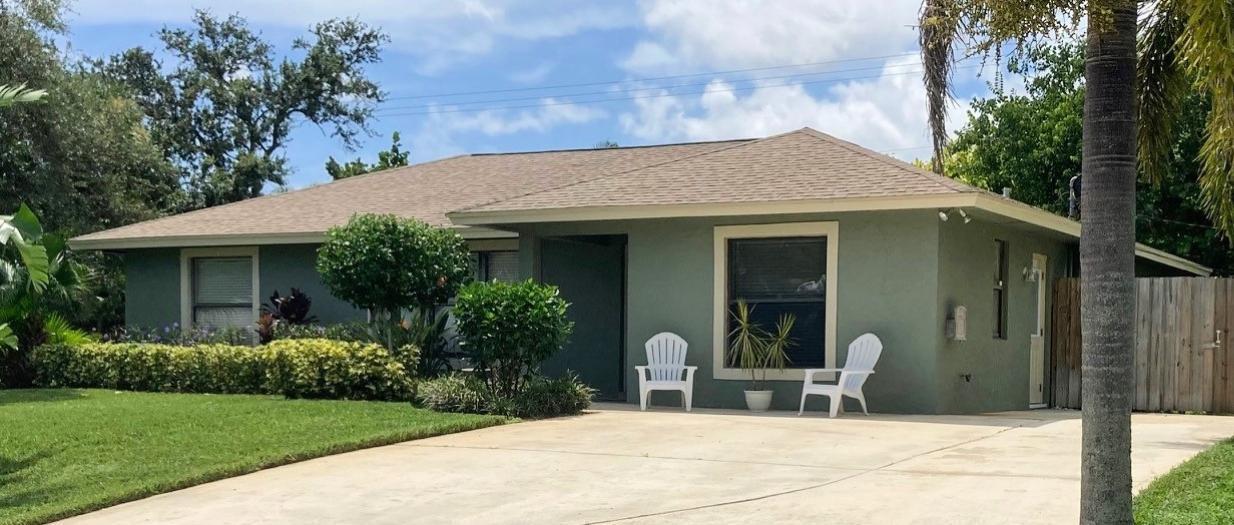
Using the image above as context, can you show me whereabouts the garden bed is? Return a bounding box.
[0,389,507,525]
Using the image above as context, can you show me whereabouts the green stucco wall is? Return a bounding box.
[122,244,363,328]
[934,220,1073,413]
[258,244,364,324]
[123,248,181,328]
[517,210,948,414]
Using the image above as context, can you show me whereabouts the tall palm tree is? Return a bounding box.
[920,1,1234,522]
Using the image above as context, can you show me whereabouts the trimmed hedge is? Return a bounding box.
[32,339,415,401]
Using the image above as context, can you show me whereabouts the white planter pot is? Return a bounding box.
[744,390,773,412]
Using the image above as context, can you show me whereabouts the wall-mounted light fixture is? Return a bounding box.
[938,208,972,224]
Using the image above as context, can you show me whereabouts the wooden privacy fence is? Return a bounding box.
[1052,277,1234,414]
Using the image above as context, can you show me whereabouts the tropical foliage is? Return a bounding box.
[1,204,91,386]
[0,83,46,107]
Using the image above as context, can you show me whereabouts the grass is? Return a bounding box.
[1134,436,1234,524]
[0,389,508,525]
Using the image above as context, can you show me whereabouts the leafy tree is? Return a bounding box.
[106,11,389,206]
[316,214,472,373]
[325,132,409,180]
[921,0,1234,520]
[947,42,1233,274]
[0,0,181,236]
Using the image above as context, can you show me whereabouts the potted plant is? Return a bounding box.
[728,300,795,412]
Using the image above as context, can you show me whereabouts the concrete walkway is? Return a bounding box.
[59,406,1234,524]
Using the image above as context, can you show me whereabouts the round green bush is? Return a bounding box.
[315,214,472,318]
[453,280,573,398]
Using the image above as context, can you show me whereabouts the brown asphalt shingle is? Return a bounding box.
[457,128,980,214]
[72,139,748,243]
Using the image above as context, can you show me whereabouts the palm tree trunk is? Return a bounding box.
[1080,1,1138,523]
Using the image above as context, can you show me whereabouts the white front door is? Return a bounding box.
[1029,253,1048,406]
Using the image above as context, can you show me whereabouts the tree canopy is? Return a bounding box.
[325,132,409,180]
[105,10,389,207]
[947,42,1231,274]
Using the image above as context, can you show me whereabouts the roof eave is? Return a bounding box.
[449,193,1211,277]
[69,225,517,251]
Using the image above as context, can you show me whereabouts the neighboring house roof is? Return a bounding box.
[69,139,748,250]
[71,127,1210,276]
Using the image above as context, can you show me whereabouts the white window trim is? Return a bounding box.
[179,246,260,330]
[713,222,839,381]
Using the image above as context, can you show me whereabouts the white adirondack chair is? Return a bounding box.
[635,332,697,411]
[799,333,882,418]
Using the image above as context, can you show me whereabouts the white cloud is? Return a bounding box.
[615,0,980,162]
[412,99,607,159]
[619,57,970,160]
[622,0,923,73]
[510,62,555,84]
[68,0,636,75]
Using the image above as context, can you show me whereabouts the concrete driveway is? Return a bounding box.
[59,405,1234,525]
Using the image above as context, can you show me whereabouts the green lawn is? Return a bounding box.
[0,389,507,525]
[1135,436,1234,524]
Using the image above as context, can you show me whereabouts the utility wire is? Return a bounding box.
[374,65,981,118]
[376,61,924,113]
[382,51,923,101]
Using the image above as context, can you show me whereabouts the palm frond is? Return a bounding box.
[0,323,14,350]
[0,84,47,108]
[42,314,92,346]
[1137,0,1188,184]
[1177,0,1234,237]
[920,0,958,174]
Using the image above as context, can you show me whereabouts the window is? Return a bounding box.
[728,237,828,367]
[192,257,254,329]
[713,222,838,381]
[993,239,1009,339]
[471,251,519,282]
[180,247,258,330]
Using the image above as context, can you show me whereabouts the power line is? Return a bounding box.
[374,65,981,118]
[383,51,923,101]
[376,61,924,114]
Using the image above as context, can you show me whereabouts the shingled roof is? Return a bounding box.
[70,138,748,249]
[456,128,979,215]
[66,127,1210,275]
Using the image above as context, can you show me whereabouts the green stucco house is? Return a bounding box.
[71,128,1208,414]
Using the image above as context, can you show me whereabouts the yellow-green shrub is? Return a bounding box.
[261,339,413,400]
[32,339,414,400]
[32,342,266,394]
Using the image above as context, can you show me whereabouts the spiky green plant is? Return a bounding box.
[727,301,795,391]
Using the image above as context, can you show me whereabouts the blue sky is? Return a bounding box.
[65,0,997,188]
